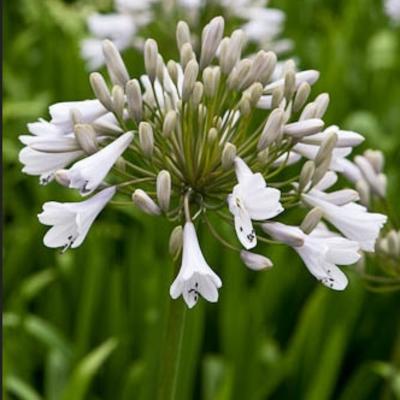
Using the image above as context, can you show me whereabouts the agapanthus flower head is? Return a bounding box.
[21,17,388,307]
[81,0,292,70]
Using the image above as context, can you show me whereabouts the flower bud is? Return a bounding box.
[248,82,264,106]
[208,127,218,143]
[111,85,125,120]
[300,208,323,234]
[262,222,304,247]
[200,16,224,69]
[144,39,158,82]
[191,82,204,106]
[180,42,195,69]
[257,148,269,165]
[258,51,277,85]
[387,230,400,258]
[167,60,179,86]
[239,95,252,116]
[228,59,252,90]
[283,118,324,138]
[102,40,130,86]
[299,102,317,120]
[55,169,71,187]
[314,132,337,166]
[221,142,237,170]
[312,156,331,186]
[299,160,315,192]
[356,179,370,207]
[271,86,285,109]
[220,29,245,75]
[240,250,273,271]
[176,21,191,51]
[169,225,183,258]
[182,59,199,101]
[126,79,142,123]
[156,54,165,83]
[132,189,161,215]
[90,72,113,111]
[257,108,284,150]
[203,67,220,97]
[139,122,154,157]
[163,110,177,138]
[74,124,98,154]
[314,93,330,118]
[156,170,171,212]
[284,70,296,100]
[293,82,311,113]
[364,150,384,173]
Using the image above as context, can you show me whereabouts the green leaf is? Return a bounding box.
[5,375,42,400]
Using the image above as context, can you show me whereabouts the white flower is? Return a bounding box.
[228,157,283,249]
[301,126,365,148]
[38,186,116,251]
[302,193,387,252]
[170,222,222,308]
[336,158,363,183]
[262,222,361,290]
[385,0,400,24]
[63,131,133,195]
[240,250,273,270]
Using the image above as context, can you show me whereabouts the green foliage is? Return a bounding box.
[3,0,400,399]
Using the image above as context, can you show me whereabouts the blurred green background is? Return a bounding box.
[3,0,400,399]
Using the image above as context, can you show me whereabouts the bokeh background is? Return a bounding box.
[3,0,400,399]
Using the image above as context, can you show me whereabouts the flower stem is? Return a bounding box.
[157,296,187,400]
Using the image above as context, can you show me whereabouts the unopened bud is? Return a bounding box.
[239,95,252,116]
[102,40,130,86]
[111,85,125,120]
[182,59,199,101]
[262,222,304,247]
[387,230,400,257]
[70,108,82,125]
[228,59,252,90]
[300,208,323,234]
[156,55,165,83]
[364,149,384,173]
[258,51,277,85]
[176,21,191,51]
[314,93,330,118]
[312,156,331,186]
[248,82,263,106]
[169,225,183,258]
[208,127,218,143]
[293,82,311,113]
[258,108,284,150]
[300,102,317,120]
[200,16,224,69]
[126,79,142,123]
[221,142,236,169]
[180,42,195,69]
[315,132,337,166]
[74,124,98,154]
[240,250,273,271]
[163,110,177,138]
[284,70,296,101]
[356,179,370,207]
[203,67,220,97]
[90,72,113,111]
[156,170,171,212]
[139,122,154,157]
[257,148,269,165]
[167,60,179,86]
[284,119,324,139]
[299,160,315,192]
[271,86,284,109]
[144,39,158,82]
[191,82,204,106]
[132,189,161,215]
[55,169,71,187]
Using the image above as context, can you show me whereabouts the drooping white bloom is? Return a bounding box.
[228,157,283,249]
[354,154,387,198]
[38,186,116,251]
[170,222,222,308]
[385,0,400,25]
[262,222,361,290]
[302,193,387,252]
[301,126,365,148]
[63,131,134,195]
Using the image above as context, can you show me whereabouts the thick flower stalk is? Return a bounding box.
[21,17,390,307]
[81,0,292,70]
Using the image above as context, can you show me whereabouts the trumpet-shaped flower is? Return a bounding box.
[170,222,222,308]
[63,131,133,195]
[263,222,361,290]
[228,157,283,249]
[38,186,116,251]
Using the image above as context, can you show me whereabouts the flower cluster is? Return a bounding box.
[81,0,291,70]
[21,17,389,308]
[385,0,400,25]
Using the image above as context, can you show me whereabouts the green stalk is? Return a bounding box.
[157,295,187,400]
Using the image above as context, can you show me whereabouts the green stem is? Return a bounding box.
[157,296,187,400]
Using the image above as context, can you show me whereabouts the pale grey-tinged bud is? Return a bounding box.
[248,82,264,106]
[163,110,177,138]
[111,85,125,120]
[144,39,158,82]
[240,250,273,271]
[387,230,400,257]
[156,55,165,83]
[284,70,296,101]
[228,59,252,90]
[218,37,230,72]
[102,40,130,87]
[180,42,195,70]
[203,67,220,97]
[55,169,71,187]
[257,148,269,165]
[312,156,331,186]
[356,179,370,206]
[262,222,305,247]
[169,225,183,258]
[167,60,179,86]
[200,16,224,69]
[71,108,82,125]
[198,104,207,125]
[132,189,161,215]
[74,124,98,154]
[139,122,154,157]
[126,79,142,123]
[283,119,324,138]
[299,160,315,192]
[191,82,204,106]
[314,132,338,166]
[258,51,277,85]
[176,21,191,51]
[208,127,218,143]
[90,72,113,111]
[283,59,296,75]
[299,102,317,120]
[314,93,330,118]
[239,95,252,116]
[271,87,285,109]
[257,108,284,150]
[293,82,311,113]
[300,208,323,234]
[182,59,199,101]
[220,29,245,75]
[156,170,171,212]
[364,149,384,173]
[221,142,236,169]
[355,155,386,198]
